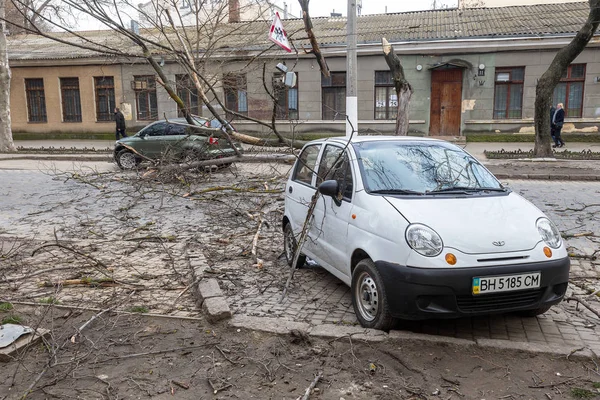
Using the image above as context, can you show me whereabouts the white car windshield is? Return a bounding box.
[354,141,502,194]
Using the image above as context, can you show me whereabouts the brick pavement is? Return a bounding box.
[222,180,600,352]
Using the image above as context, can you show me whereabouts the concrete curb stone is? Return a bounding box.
[197,279,223,303]
[229,315,311,335]
[388,330,476,347]
[185,246,232,322]
[202,297,232,323]
[475,338,594,361]
[309,324,387,342]
[226,315,598,360]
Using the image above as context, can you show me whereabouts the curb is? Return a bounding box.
[186,245,232,323]
[0,155,112,162]
[227,315,596,361]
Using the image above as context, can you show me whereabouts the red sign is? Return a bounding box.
[268,12,291,53]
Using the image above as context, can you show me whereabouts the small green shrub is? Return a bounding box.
[570,387,597,399]
[1,314,22,325]
[0,302,14,311]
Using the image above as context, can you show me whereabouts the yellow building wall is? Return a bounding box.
[10,65,123,133]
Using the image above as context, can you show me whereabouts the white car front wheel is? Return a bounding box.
[352,259,394,331]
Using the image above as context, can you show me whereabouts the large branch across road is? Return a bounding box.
[158,154,296,174]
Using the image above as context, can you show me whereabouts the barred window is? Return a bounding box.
[60,78,82,122]
[95,76,115,122]
[25,78,47,123]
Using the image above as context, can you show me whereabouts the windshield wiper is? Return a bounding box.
[370,189,424,195]
[427,186,506,194]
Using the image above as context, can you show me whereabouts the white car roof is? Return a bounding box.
[308,135,446,146]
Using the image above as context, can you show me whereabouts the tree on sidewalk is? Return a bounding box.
[534,0,600,157]
[0,0,15,152]
[381,38,413,136]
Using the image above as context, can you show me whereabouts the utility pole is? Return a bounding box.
[346,0,357,137]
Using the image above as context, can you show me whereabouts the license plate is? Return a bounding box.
[472,272,541,295]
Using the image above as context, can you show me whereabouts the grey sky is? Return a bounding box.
[289,0,456,17]
[75,0,455,30]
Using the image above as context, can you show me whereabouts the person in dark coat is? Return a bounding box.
[115,108,127,140]
[550,105,556,145]
[551,103,565,148]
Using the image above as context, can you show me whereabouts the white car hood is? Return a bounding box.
[384,192,545,254]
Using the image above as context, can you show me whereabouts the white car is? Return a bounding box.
[283,136,570,330]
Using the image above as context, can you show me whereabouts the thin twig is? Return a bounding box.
[299,371,323,400]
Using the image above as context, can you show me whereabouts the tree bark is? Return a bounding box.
[298,0,329,77]
[0,0,16,152]
[534,0,600,157]
[381,38,413,135]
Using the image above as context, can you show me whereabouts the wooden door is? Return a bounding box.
[429,69,463,136]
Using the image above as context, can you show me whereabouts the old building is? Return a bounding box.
[7,1,600,137]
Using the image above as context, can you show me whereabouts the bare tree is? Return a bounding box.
[381,38,412,135]
[0,0,15,152]
[534,0,600,157]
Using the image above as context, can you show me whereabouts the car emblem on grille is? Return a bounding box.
[492,241,505,247]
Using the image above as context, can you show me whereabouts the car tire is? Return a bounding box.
[518,305,552,317]
[352,259,394,331]
[283,223,306,268]
[116,149,141,170]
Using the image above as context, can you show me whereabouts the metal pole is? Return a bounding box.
[346,0,358,137]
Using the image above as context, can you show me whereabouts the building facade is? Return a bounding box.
[7,2,600,137]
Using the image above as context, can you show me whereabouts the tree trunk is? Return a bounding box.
[0,0,16,152]
[534,0,600,157]
[396,86,412,136]
[381,38,413,135]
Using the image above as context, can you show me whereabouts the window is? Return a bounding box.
[273,73,299,119]
[223,73,248,119]
[317,145,353,200]
[133,75,158,120]
[139,122,167,137]
[374,71,397,120]
[321,72,346,120]
[293,144,321,186]
[25,78,47,123]
[176,74,200,117]
[95,76,116,122]
[493,67,524,119]
[553,64,585,118]
[60,78,82,122]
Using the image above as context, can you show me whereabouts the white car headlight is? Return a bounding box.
[536,217,562,249]
[405,224,443,257]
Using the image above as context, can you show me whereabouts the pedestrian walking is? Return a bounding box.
[551,103,565,148]
[115,108,127,140]
[550,105,556,145]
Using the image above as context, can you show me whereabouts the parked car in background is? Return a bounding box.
[113,117,243,170]
[283,136,570,330]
